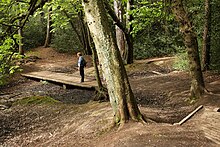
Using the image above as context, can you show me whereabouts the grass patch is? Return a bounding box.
[14,96,60,106]
[173,52,189,71]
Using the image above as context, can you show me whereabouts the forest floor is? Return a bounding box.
[0,47,220,147]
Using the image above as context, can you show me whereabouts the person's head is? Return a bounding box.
[77,52,82,57]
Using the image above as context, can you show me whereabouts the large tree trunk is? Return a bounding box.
[202,0,211,71]
[171,0,205,98]
[114,0,126,61]
[44,7,52,48]
[82,0,143,125]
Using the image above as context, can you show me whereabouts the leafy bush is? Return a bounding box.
[134,35,177,59]
[0,37,22,85]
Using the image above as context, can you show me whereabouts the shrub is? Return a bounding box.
[0,37,22,86]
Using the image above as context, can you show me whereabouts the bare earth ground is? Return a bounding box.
[0,47,220,147]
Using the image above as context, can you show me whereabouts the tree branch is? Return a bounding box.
[0,22,20,27]
[1,0,49,39]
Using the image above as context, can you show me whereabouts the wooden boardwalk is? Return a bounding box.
[200,107,220,145]
[21,71,98,89]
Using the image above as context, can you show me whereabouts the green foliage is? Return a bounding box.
[210,0,220,70]
[131,0,183,59]
[23,15,46,50]
[0,37,22,85]
[131,1,165,36]
[173,51,189,71]
[46,0,83,53]
[0,0,30,35]
[185,0,220,70]
[14,96,60,106]
[51,25,82,53]
[50,0,82,31]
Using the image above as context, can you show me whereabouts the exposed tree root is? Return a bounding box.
[93,87,109,102]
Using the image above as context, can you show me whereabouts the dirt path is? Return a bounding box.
[0,47,220,146]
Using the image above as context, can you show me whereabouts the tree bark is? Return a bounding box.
[82,0,143,125]
[114,0,126,62]
[171,0,205,98]
[202,0,211,71]
[44,7,52,48]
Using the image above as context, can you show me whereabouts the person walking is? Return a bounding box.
[77,52,86,83]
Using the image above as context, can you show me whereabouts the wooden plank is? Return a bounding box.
[200,107,220,145]
[173,105,203,125]
[21,71,98,89]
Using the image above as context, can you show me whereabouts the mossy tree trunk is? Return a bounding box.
[82,0,143,125]
[172,0,205,98]
[171,0,205,98]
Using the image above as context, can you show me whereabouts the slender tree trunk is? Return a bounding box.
[63,10,84,48]
[171,0,205,98]
[78,11,92,55]
[18,20,24,55]
[202,0,211,71]
[103,0,134,64]
[91,47,109,101]
[87,30,108,101]
[114,0,126,61]
[44,7,52,48]
[92,47,104,91]
[82,0,143,125]
[126,0,134,64]
[63,10,92,55]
